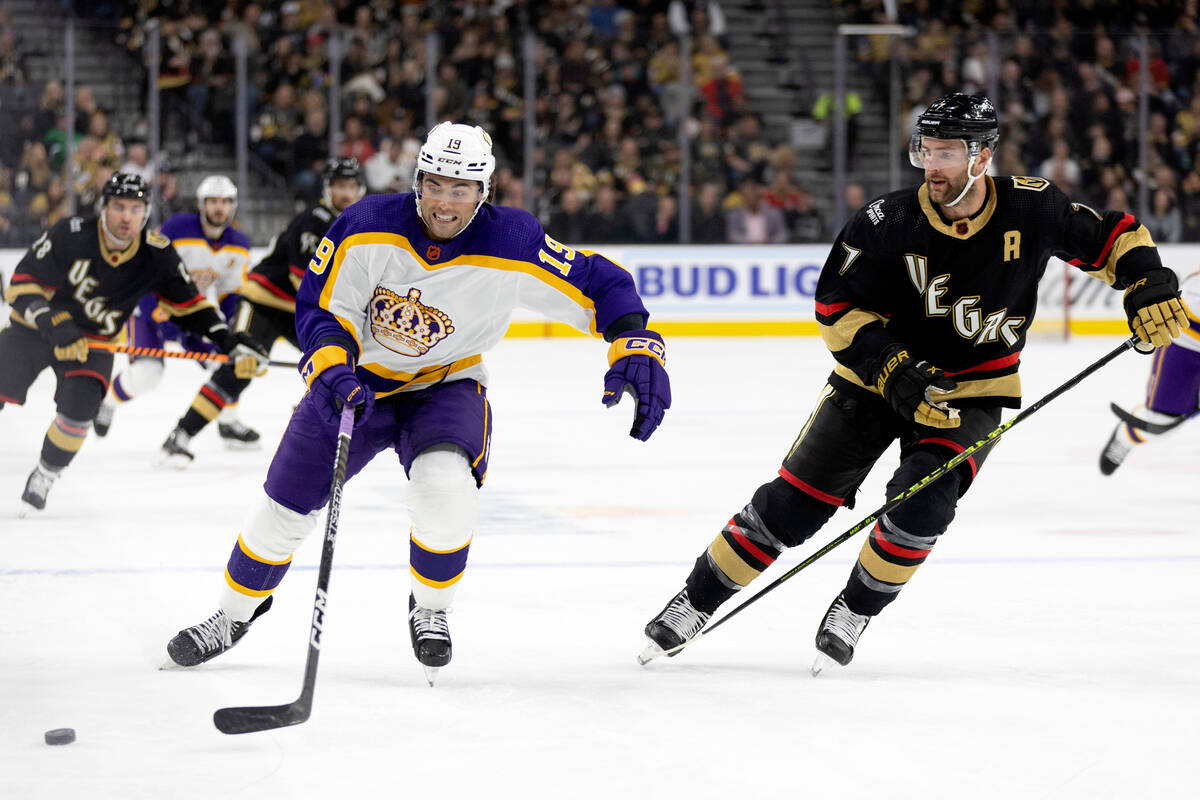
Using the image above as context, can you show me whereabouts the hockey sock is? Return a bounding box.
[842,513,938,616]
[180,364,251,437]
[685,503,785,614]
[41,412,91,470]
[222,533,293,621]
[410,532,471,610]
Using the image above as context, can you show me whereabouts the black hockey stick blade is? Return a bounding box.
[1109,402,1190,434]
[214,701,311,734]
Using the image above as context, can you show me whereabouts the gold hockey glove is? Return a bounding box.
[1124,272,1190,349]
[47,311,89,362]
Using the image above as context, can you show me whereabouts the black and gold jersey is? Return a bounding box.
[815,175,1170,407]
[4,215,226,341]
[239,203,337,313]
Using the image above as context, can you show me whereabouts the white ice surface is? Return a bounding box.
[1,335,1197,799]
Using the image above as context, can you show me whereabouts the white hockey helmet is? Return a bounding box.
[413,122,496,233]
[195,174,238,220]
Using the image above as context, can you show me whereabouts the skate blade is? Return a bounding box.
[18,501,40,519]
[221,438,262,451]
[158,453,194,470]
[423,666,440,687]
[636,640,666,666]
[811,651,839,677]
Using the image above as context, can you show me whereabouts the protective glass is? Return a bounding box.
[909,135,971,169]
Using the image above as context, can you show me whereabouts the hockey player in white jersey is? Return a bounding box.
[94,175,263,451]
[165,123,670,684]
[1100,269,1200,473]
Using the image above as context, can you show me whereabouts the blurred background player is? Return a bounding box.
[157,158,366,466]
[1099,269,1200,474]
[93,175,258,456]
[638,93,1188,675]
[164,123,670,684]
[0,173,261,514]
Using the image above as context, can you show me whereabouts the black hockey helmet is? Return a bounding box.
[914,93,998,148]
[323,156,364,187]
[101,172,149,205]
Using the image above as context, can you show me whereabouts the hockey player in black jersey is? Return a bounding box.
[157,157,366,465]
[640,93,1190,673]
[0,173,265,513]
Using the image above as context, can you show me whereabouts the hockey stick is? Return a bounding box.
[85,341,299,369]
[1109,402,1194,435]
[640,335,1142,664]
[212,403,355,734]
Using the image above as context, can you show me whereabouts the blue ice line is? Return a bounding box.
[3,553,1199,578]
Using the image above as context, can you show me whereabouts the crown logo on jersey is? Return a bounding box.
[369,287,454,357]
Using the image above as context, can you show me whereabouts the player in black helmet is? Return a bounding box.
[0,173,264,513]
[640,92,1189,673]
[157,157,367,465]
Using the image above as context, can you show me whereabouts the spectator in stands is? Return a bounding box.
[790,187,824,244]
[1037,139,1081,195]
[0,166,18,245]
[699,53,744,127]
[1180,169,1200,240]
[31,80,63,145]
[1145,187,1183,243]
[252,83,301,174]
[726,175,787,244]
[119,140,155,184]
[365,136,419,194]
[722,113,769,187]
[189,27,235,140]
[155,167,189,220]
[690,181,727,243]
[589,181,634,243]
[548,188,592,244]
[649,193,680,243]
[291,106,330,204]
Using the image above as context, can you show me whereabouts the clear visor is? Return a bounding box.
[909,135,972,169]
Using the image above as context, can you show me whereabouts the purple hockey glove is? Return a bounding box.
[602,329,671,441]
[301,345,374,426]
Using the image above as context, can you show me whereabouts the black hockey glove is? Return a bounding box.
[212,328,268,379]
[1123,270,1189,350]
[873,344,960,429]
[42,310,89,362]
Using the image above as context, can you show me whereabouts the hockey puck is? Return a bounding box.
[44,728,76,746]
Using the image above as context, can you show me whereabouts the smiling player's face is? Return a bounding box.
[419,175,482,241]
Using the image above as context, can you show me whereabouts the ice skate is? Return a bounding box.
[408,594,451,686]
[159,426,195,468]
[218,419,262,449]
[166,596,273,667]
[1098,425,1133,475]
[19,465,59,516]
[812,592,870,676]
[638,589,710,665]
[92,402,115,437]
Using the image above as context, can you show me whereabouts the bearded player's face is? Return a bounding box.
[921,138,973,205]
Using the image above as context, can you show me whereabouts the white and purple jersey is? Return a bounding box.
[159,213,251,312]
[296,193,648,397]
[1172,270,1200,355]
